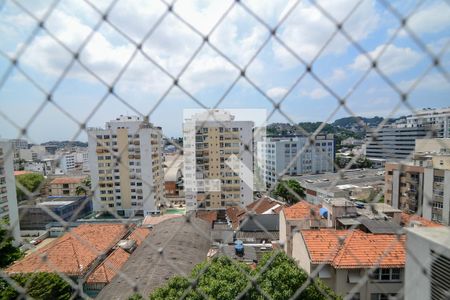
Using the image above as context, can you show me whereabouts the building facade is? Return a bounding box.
[406,107,450,138]
[385,148,450,226]
[183,110,253,211]
[0,140,20,241]
[48,176,86,197]
[365,125,433,160]
[405,227,450,300]
[293,229,405,300]
[88,116,164,217]
[257,135,334,187]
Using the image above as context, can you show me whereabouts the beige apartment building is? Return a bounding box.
[88,116,164,217]
[384,138,450,225]
[293,229,406,300]
[48,176,86,197]
[183,110,254,210]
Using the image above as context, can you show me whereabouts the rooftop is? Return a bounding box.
[142,214,183,226]
[400,213,443,228]
[97,216,211,300]
[7,224,128,276]
[86,227,150,285]
[226,197,285,229]
[301,229,406,269]
[282,201,320,220]
[50,176,85,185]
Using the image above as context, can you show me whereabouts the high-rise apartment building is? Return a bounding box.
[88,116,164,217]
[406,107,450,138]
[257,135,335,187]
[0,140,20,241]
[384,138,450,225]
[183,110,254,211]
[366,107,450,161]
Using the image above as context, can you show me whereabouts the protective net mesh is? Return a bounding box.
[1,0,450,299]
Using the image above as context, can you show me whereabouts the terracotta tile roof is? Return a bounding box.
[6,224,127,276]
[246,197,285,214]
[142,214,183,226]
[301,229,350,264]
[86,248,130,284]
[226,197,286,229]
[128,227,151,246]
[301,229,406,269]
[50,176,85,185]
[196,210,218,224]
[283,201,320,220]
[14,170,33,176]
[332,231,406,269]
[400,212,442,228]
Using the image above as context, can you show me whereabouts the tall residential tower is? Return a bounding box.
[88,116,164,217]
[183,110,254,211]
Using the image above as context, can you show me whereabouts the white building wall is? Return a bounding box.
[0,141,20,241]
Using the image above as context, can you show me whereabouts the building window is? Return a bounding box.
[372,268,401,281]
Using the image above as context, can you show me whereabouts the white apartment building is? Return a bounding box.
[257,135,334,187]
[88,116,164,217]
[405,226,450,300]
[406,107,450,138]
[183,110,254,211]
[57,148,89,174]
[0,140,20,241]
[385,138,450,225]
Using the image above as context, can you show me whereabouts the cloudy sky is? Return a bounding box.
[0,0,449,143]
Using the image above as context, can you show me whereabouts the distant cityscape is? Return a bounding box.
[0,106,449,299]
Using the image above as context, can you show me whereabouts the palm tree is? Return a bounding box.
[75,177,91,197]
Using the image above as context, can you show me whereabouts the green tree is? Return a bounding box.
[15,173,44,201]
[272,180,306,205]
[146,252,339,300]
[75,177,91,196]
[0,222,23,268]
[0,272,72,300]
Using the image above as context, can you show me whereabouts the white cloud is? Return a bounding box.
[350,44,423,75]
[267,87,288,99]
[407,2,450,35]
[330,68,346,82]
[301,87,328,100]
[399,73,450,93]
[274,0,379,66]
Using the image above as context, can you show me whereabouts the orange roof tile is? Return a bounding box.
[50,177,85,185]
[86,247,130,284]
[301,229,406,269]
[246,197,285,214]
[400,213,442,228]
[301,229,350,264]
[6,224,127,276]
[283,201,320,220]
[14,171,33,176]
[196,210,218,224]
[332,231,405,269]
[128,227,150,246]
[226,197,286,229]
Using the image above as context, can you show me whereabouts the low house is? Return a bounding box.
[6,224,129,277]
[48,176,87,196]
[293,229,406,300]
[226,196,285,230]
[279,201,327,256]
